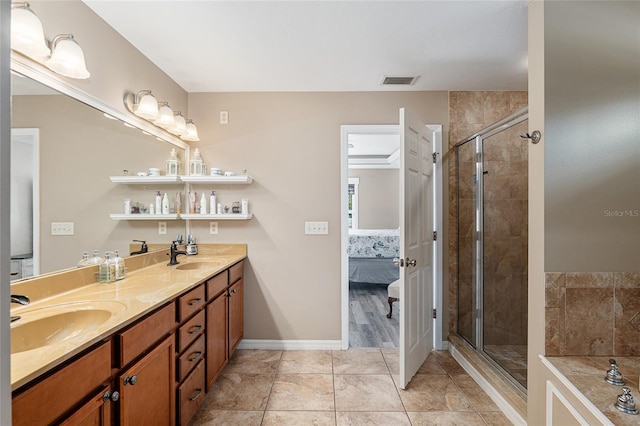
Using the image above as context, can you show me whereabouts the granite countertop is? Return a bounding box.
[545,356,640,425]
[10,244,246,391]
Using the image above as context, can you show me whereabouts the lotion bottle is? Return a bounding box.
[162,193,169,214]
[155,191,162,215]
[175,192,182,214]
[210,191,216,215]
[200,192,207,214]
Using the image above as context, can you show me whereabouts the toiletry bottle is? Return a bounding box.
[241,198,249,214]
[90,250,104,266]
[113,250,126,280]
[162,193,169,214]
[124,199,131,214]
[210,191,216,215]
[149,203,154,215]
[217,202,223,215]
[99,252,114,283]
[189,192,196,214]
[200,192,207,214]
[155,191,162,215]
[77,251,90,267]
[176,192,182,214]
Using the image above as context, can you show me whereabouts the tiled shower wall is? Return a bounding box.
[448,91,528,339]
[545,272,640,356]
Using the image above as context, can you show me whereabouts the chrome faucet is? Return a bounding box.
[168,241,188,266]
[11,294,30,323]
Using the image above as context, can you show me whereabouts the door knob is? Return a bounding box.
[406,258,417,267]
[393,257,404,267]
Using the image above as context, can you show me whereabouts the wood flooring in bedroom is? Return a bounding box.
[349,282,399,348]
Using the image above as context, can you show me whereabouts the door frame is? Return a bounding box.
[340,123,443,350]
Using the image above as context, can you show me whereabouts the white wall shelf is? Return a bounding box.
[110,213,252,221]
[179,213,253,220]
[109,176,181,184]
[110,214,179,220]
[179,175,253,184]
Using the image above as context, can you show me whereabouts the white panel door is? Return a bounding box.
[398,108,434,389]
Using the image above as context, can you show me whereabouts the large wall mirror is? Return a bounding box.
[10,58,188,278]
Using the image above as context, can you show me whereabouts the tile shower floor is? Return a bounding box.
[189,349,514,425]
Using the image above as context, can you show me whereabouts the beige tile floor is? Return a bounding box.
[190,349,514,426]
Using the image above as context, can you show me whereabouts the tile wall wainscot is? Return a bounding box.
[447,91,528,337]
[545,272,640,356]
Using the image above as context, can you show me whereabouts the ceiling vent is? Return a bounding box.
[381,76,418,86]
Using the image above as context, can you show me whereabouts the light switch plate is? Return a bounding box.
[51,222,74,235]
[158,222,167,235]
[305,221,329,235]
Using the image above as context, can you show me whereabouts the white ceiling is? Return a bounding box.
[84,0,529,93]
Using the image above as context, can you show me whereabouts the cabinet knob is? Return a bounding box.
[230,289,237,295]
[103,391,120,402]
[123,375,138,385]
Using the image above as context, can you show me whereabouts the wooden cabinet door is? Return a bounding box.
[228,279,244,356]
[119,335,175,426]
[206,291,228,391]
[59,386,112,426]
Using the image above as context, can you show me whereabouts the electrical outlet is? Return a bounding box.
[219,111,229,124]
[51,222,74,235]
[304,221,329,235]
[209,221,218,234]
[158,222,167,235]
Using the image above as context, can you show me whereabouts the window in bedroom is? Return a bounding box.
[348,177,359,229]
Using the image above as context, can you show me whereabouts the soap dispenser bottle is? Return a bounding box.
[99,252,115,283]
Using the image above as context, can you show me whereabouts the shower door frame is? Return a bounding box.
[455,107,529,390]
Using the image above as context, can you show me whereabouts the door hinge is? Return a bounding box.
[432,152,437,163]
[432,308,437,319]
[433,231,437,241]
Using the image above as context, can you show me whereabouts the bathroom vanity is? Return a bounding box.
[10,244,246,425]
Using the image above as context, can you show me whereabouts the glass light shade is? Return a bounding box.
[11,3,50,60]
[181,120,200,142]
[153,103,176,129]
[133,90,159,120]
[170,112,187,136]
[44,35,90,79]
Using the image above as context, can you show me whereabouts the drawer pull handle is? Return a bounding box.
[123,375,138,386]
[189,388,203,402]
[188,298,202,306]
[188,325,203,335]
[188,351,203,362]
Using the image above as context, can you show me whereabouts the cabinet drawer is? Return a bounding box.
[178,309,205,353]
[118,302,176,367]
[206,271,228,300]
[178,284,205,322]
[229,260,244,284]
[12,341,111,426]
[177,334,205,383]
[178,360,205,426]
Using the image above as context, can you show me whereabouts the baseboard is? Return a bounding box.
[237,339,343,350]
[449,343,527,426]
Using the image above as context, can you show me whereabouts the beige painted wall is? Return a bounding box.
[348,168,399,229]
[187,91,448,340]
[12,94,183,273]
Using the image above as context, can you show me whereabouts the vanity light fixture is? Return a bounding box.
[124,90,160,121]
[45,34,90,79]
[11,2,50,60]
[154,102,176,129]
[181,120,200,142]
[170,112,187,136]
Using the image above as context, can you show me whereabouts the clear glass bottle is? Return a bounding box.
[90,250,104,266]
[98,252,116,283]
[113,250,126,280]
[77,251,90,267]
